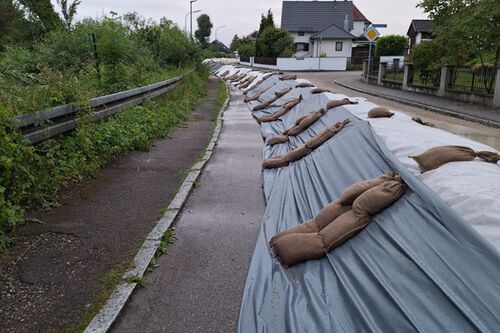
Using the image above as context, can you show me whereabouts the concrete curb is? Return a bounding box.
[335,79,500,129]
[83,80,231,333]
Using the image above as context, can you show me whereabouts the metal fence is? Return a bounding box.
[383,61,404,83]
[254,57,277,66]
[14,76,184,144]
[364,60,380,79]
[408,66,441,88]
[240,56,250,63]
[448,66,497,95]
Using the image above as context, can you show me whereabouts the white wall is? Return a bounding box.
[351,21,366,37]
[314,40,352,57]
[380,56,405,67]
[291,32,313,44]
[277,57,347,71]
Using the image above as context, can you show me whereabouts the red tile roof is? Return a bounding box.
[353,4,370,23]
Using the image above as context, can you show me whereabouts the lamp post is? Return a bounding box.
[190,0,197,39]
[214,25,226,41]
[185,10,201,33]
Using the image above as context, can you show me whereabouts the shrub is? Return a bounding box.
[375,35,407,56]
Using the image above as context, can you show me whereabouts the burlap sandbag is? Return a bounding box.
[368,107,394,118]
[352,180,407,220]
[280,74,297,81]
[409,145,499,172]
[338,172,397,205]
[257,115,275,123]
[285,109,326,137]
[244,85,272,103]
[272,232,325,268]
[314,200,352,230]
[311,87,332,94]
[262,155,289,169]
[269,219,320,247]
[326,98,351,110]
[296,82,315,88]
[275,87,293,98]
[283,95,302,109]
[252,97,277,111]
[304,119,350,149]
[412,117,435,127]
[267,134,290,146]
[220,70,229,77]
[284,145,313,162]
[318,210,369,252]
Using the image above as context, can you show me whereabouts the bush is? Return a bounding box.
[375,35,407,56]
[411,41,446,86]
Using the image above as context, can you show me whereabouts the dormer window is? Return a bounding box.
[298,31,305,36]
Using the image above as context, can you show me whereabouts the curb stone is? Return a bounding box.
[335,79,500,128]
[83,80,231,333]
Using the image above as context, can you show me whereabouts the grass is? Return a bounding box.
[213,79,229,121]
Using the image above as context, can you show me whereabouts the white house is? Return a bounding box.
[407,19,433,54]
[280,0,371,62]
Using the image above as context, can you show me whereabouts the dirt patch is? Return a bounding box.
[0,77,221,332]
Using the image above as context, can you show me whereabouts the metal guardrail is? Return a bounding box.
[13,76,184,144]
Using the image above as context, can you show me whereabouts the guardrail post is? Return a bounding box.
[402,64,410,91]
[378,62,386,85]
[493,68,500,107]
[438,66,451,97]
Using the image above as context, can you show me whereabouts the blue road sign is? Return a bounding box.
[372,24,388,28]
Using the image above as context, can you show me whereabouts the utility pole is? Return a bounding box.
[185,10,201,33]
[190,0,197,39]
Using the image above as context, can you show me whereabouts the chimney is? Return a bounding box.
[344,14,349,31]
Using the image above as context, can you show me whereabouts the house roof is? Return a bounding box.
[352,4,370,22]
[407,19,433,35]
[210,40,230,53]
[281,0,353,32]
[310,23,355,40]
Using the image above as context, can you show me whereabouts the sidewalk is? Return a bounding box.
[336,77,500,127]
[111,86,265,332]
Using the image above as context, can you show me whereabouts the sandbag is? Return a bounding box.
[412,117,435,127]
[271,232,325,268]
[267,134,290,146]
[257,115,275,123]
[269,219,321,246]
[338,172,397,205]
[314,200,352,230]
[275,87,292,98]
[305,119,350,149]
[368,107,394,118]
[284,109,325,137]
[244,85,272,102]
[295,82,315,88]
[280,74,297,81]
[262,156,289,169]
[326,98,352,110]
[352,180,407,220]
[284,145,313,162]
[311,87,332,94]
[409,145,500,173]
[283,95,302,109]
[220,70,229,78]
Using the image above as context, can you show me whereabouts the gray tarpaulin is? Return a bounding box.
[233,84,500,332]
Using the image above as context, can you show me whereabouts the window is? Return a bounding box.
[294,43,309,52]
[298,31,305,36]
[336,42,343,52]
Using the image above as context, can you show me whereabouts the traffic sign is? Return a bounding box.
[372,24,387,28]
[365,26,380,42]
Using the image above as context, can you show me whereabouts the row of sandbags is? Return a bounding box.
[205,60,500,333]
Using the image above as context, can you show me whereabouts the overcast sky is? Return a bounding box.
[71,0,428,45]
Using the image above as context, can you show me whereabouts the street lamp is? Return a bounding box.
[185,10,201,33]
[214,25,226,41]
[190,0,197,39]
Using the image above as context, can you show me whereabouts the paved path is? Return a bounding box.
[291,71,500,151]
[336,75,500,127]
[111,86,265,332]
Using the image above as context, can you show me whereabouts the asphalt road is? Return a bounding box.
[294,71,500,151]
[111,85,265,332]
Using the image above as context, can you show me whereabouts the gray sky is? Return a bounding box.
[71,0,428,45]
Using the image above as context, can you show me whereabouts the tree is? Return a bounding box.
[194,14,213,48]
[57,0,81,29]
[411,41,445,86]
[238,41,255,57]
[256,9,275,56]
[418,0,500,68]
[18,0,62,33]
[257,27,293,58]
[375,35,407,56]
[230,34,240,52]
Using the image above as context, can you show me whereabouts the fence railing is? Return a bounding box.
[240,56,250,63]
[254,57,277,66]
[408,66,441,88]
[383,62,404,83]
[447,66,497,95]
[364,60,380,79]
[13,75,184,144]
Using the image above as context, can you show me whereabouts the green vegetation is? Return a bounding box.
[194,14,213,48]
[375,35,407,56]
[215,79,228,120]
[0,5,222,249]
[413,0,499,90]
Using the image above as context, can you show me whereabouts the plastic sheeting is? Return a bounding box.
[209,63,500,333]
